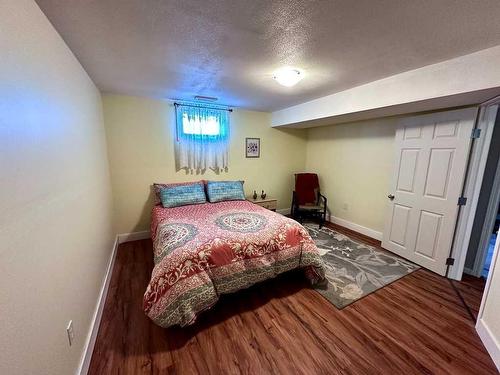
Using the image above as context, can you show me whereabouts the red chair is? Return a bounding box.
[291,173,327,228]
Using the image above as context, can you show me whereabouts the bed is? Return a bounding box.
[143,199,326,328]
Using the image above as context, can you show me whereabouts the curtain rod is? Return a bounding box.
[174,102,233,112]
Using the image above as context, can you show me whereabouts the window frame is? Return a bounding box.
[175,102,230,142]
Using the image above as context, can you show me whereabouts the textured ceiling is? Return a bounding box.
[36,0,500,111]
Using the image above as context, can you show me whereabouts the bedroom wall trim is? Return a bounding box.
[78,231,151,373]
[476,318,500,371]
[328,214,383,241]
[278,208,382,241]
[77,237,119,375]
[463,266,475,275]
[117,230,151,243]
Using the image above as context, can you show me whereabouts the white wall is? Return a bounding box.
[0,1,114,374]
[477,232,500,371]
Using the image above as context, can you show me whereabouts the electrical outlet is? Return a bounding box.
[66,320,74,346]
[342,203,349,211]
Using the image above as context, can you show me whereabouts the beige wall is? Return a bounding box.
[305,118,398,233]
[0,1,114,374]
[103,94,307,234]
[104,94,398,236]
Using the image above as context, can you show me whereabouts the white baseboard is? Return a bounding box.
[117,230,151,244]
[476,318,500,371]
[77,236,119,375]
[77,230,151,374]
[285,209,382,241]
[463,266,476,276]
[328,215,383,241]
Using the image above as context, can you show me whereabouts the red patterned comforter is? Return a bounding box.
[143,200,325,327]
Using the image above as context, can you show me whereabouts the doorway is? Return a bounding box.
[463,107,500,281]
[448,102,500,323]
[382,108,477,275]
[483,205,499,278]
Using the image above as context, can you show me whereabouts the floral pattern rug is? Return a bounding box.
[305,223,419,309]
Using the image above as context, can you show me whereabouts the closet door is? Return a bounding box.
[382,108,477,275]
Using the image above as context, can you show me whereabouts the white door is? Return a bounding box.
[382,108,477,275]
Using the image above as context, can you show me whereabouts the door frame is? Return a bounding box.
[470,142,500,277]
[447,102,499,280]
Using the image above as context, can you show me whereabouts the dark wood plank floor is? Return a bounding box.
[326,222,487,322]
[89,223,497,375]
[451,274,486,322]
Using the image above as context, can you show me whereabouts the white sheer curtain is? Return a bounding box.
[174,102,230,173]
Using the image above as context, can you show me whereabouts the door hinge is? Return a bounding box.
[471,128,481,139]
[446,257,455,266]
[457,196,467,206]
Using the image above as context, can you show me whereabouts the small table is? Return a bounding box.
[248,197,277,211]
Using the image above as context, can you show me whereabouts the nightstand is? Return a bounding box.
[248,197,277,211]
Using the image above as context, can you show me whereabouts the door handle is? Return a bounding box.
[388,194,395,201]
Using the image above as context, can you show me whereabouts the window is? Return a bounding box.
[181,113,221,136]
[176,102,229,140]
[174,102,230,172]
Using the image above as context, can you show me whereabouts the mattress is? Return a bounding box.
[143,200,325,327]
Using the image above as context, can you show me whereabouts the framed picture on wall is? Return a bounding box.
[245,138,260,158]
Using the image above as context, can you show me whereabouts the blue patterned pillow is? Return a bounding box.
[159,182,207,208]
[207,181,245,203]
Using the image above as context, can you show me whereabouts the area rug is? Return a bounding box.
[304,223,420,309]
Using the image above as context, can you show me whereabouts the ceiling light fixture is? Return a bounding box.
[272,67,303,87]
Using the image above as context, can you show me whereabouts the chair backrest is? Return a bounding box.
[295,173,319,205]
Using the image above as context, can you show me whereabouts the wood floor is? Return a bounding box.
[451,274,486,322]
[89,223,497,375]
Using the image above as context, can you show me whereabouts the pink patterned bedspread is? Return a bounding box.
[143,200,325,327]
